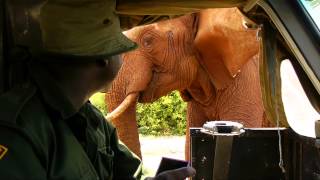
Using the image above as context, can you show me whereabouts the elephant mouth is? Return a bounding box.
[137,72,172,103]
[138,84,164,103]
[138,90,156,103]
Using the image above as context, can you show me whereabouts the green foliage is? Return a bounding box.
[306,0,320,7]
[90,92,108,115]
[90,91,187,136]
[137,91,187,136]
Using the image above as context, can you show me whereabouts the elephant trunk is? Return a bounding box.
[105,71,142,157]
[105,53,153,158]
[106,91,142,158]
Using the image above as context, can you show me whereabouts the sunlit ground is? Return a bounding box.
[140,135,185,177]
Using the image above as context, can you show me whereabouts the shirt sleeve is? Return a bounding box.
[107,123,143,179]
[0,127,46,179]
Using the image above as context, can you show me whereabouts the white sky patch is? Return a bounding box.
[301,0,320,31]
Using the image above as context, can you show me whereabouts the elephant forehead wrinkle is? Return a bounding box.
[155,21,179,33]
[167,30,174,39]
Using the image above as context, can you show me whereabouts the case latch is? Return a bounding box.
[201,121,245,136]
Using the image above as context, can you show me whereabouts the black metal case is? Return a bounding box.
[190,127,286,180]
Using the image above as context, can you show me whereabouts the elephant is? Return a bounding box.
[105,8,270,159]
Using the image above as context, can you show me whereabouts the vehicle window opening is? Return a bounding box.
[280,59,320,137]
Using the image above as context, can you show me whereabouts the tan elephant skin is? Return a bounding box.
[105,8,269,159]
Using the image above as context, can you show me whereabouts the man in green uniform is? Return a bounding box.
[0,0,195,179]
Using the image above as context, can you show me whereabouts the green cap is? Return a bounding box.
[39,0,137,58]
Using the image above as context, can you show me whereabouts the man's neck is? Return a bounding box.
[58,79,93,110]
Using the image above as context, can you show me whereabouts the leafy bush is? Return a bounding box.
[90,91,187,136]
[137,91,187,136]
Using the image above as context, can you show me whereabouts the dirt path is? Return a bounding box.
[140,135,185,176]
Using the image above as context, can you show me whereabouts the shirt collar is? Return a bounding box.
[28,61,78,119]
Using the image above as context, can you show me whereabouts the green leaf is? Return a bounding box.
[137,91,187,136]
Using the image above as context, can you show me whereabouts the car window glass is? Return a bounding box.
[299,0,320,31]
[281,60,320,137]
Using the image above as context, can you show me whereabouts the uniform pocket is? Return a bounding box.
[94,146,115,178]
[103,146,115,168]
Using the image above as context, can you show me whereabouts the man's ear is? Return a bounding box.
[194,8,260,90]
[96,59,109,67]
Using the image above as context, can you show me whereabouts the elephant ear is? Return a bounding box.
[194,8,260,89]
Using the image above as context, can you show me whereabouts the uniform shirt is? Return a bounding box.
[0,61,142,179]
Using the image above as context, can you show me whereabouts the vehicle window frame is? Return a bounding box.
[258,0,320,95]
[256,0,320,136]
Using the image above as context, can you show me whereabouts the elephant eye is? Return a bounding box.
[142,35,154,48]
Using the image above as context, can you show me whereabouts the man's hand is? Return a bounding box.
[145,166,196,180]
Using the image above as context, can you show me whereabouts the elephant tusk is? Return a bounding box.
[105,93,139,121]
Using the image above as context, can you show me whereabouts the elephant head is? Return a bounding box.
[105,8,261,158]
